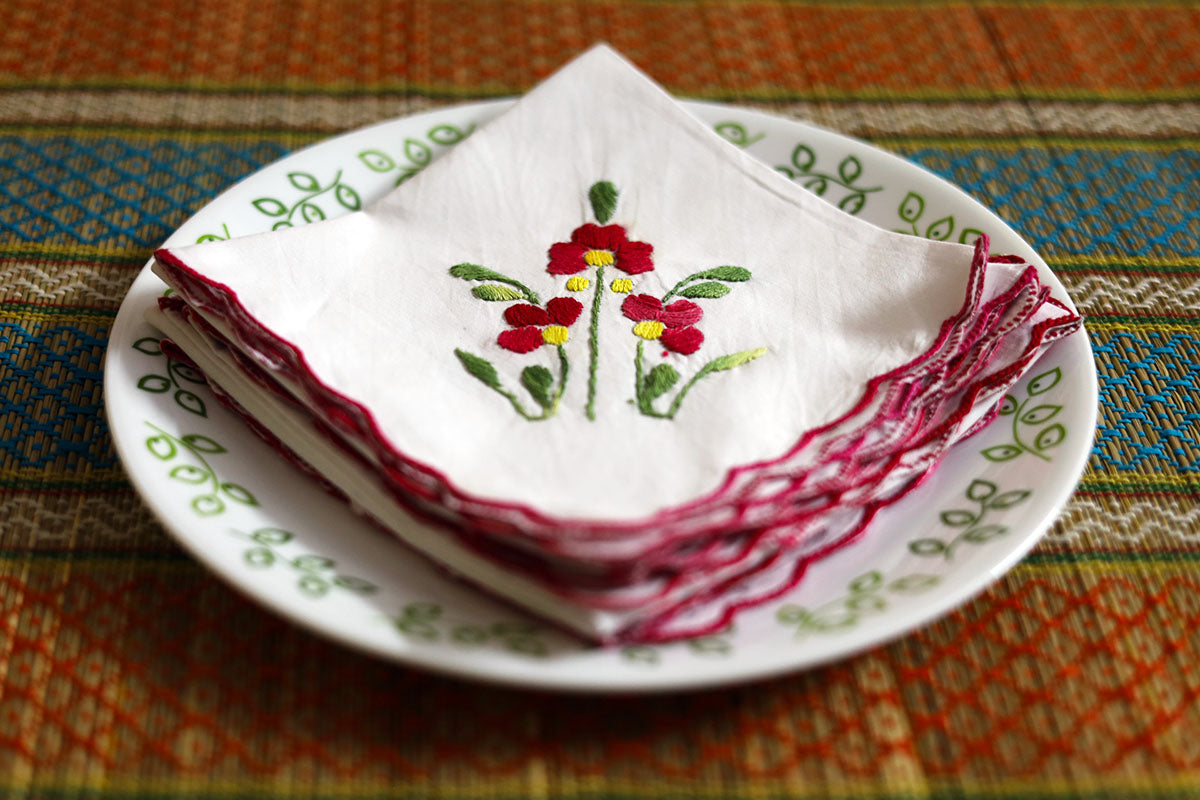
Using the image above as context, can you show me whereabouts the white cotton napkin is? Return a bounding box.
[149,44,1081,643]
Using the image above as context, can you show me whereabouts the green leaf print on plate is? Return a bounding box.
[132,336,208,417]
[392,602,550,657]
[893,190,987,244]
[252,168,362,231]
[775,142,882,215]
[984,366,1067,463]
[907,479,1032,560]
[620,625,735,667]
[144,422,258,516]
[357,123,475,187]
[776,571,941,638]
[231,527,378,598]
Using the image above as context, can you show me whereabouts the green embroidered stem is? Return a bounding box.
[585,265,605,421]
[554,344,570,414]
[633,339,646,412]
[454,348,568,422]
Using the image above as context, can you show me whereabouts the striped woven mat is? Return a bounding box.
[2,1,1199,798]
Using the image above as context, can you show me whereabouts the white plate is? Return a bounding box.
[104,100,1097,692]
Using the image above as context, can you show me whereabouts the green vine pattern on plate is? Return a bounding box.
[983,367,1067,463]
[392,602,549,657]
[776,143,882,216]
[132,337,207,417]
[195,223,231,244]
[358,123,476,187]
[907,479,1032,560]
[144,422,258,516]
[253,169,362,230]
[230,527,378,598]
[713,121,765,148]
[620,625,735,666]
[893,190,987,244]
[776,571,940,638]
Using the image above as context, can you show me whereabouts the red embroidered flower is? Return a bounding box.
[621,294,704,355]
[547,224,654,276]
[497,297,584,354]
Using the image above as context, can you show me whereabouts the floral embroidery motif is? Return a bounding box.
[449,180,768,421]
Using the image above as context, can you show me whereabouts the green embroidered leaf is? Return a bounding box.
[472,284,523,302]
[450,263,507,281]
[332,575,378,594]
[244,547,274,568]
[692,266,751,283]
[298,575,329,597]
[998,395,1018,416]
[521,365,555,408]
[940,509,978,528]
[908,538,948,557]
[335,183,361,211]
[588,181,619,224]
[899,192,924,223]
[288,171,320,192]
[145,436,176,461]
[643,364,679,401]
[989,489,1032,509]
[253,197,287,217]
[292,555,335,572]
[925,215,955,241]
[966,479,997,502]
[890,574,940,593]
[959,227,986,244]
[428,123,474,146]
[137,374,170,393]
[982,444,1023,462]
[220,482,258,506]
[191,494,225,516]
[803,176,828,195]
[849,571,883,593]
[174,389,206,417]
[132,337,162,355]
[404,138,432,167]
[455,349,502,391]
[1028,367,1063,396]
[963,524,1007,544]
[838,155,863,184]
[181,434,225,454]
[704,347,768,372]
[678,281,731,299]
[839,192,866,215]
[1020,404,1062,425]
[169,464,209,485]
[300,202,325,223]
[791,143,816,172]
[358,149,396,172]
[251,528,293,545]
[1035,423,1067,451]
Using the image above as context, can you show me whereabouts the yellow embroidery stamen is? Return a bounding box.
[610,278,633,293]
[542,325,569,346]
[633,320,665,340]
[566,276,590,292]
[584,249,615,267]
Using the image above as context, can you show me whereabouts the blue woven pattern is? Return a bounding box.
[902,148,1200,258]
[0,137,288,249]
[0,319,115,473]
[1092,330,1200,474]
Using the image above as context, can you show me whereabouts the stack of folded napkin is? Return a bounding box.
[147,46,1081,644]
